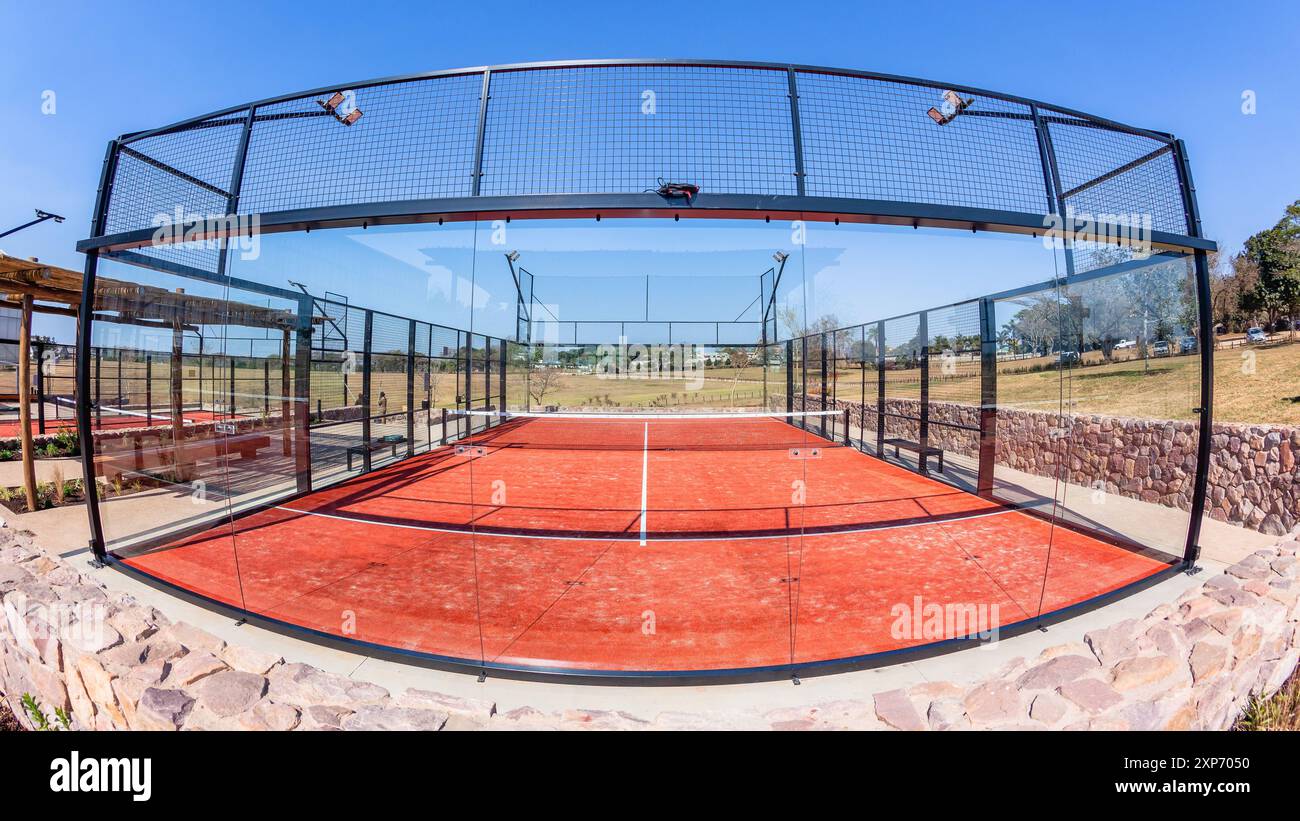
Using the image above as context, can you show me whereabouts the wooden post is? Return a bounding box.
[18,294,37,512]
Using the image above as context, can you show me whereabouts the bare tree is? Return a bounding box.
[528,366,564,407]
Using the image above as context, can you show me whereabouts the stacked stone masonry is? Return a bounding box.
[2,524,1297,730]
[816,396,1298,536]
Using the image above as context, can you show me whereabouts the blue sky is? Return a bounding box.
[2,0,1297,341]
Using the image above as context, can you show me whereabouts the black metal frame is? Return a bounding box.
[71,58,1216,681]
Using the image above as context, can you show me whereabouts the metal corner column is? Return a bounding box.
[977,296,998,497]
[1176,138,1213,565]
[79,139,120,562]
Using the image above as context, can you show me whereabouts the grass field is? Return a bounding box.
[36,338,1300,426]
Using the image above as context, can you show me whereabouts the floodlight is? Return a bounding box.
[320,92,346,114]
[928,90,974,126]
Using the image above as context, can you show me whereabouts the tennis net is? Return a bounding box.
[448,408,849,451]
[53,396,207,429]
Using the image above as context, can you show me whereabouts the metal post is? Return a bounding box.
[484,337,492,426]
[263,359,269,417]
[145,355,152,426]
[94,347,101,425]
[499,342,507,413]
[918,312,930,473]
[228,355,235,418]
[34,340,45,435]
[784,339,793,423]
[786,68,806,197]
[820,332,828,437]
[78,139,119,562]
[875,321,886,454]
[293,296,314,492]
[406,319,416,457]
[800,336,808,426]
[1176,138,1213,565]
[977,297,998,497]
[116,352,122,412]
[361,311,373,472]
[471,70,492,196]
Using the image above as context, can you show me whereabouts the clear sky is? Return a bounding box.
[2,0,1297,341]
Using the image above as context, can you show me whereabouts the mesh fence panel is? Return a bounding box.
[240,75,481,214]
[481,65,797,196]
[796,71,1048,213]
[1046,112,1187,236]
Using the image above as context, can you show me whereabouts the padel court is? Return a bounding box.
[118,411,1172,675]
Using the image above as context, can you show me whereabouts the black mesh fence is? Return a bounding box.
[93,61,1196,258]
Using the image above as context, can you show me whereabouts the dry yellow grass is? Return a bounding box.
[45,339,1300,425]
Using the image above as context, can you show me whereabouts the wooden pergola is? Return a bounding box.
[0,252,301,512]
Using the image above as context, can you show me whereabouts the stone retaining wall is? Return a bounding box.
[2,524,1297,730]
[817,395,1298,536]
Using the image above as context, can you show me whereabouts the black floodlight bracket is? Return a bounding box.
[316,91,364,126]
[653,178,700,204]
[927,90,974,126]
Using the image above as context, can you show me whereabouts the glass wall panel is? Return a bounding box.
[92,257,240,611]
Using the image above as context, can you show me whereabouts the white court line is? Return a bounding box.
[640,421,649,546]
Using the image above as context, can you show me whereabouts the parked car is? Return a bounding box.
[1247,327,1269,343]
[1179,336,1197,353]
[1056,350,1080,365]
[1152,340,1170,356]
[1113,339,1137,350]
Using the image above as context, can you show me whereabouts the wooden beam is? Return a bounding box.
[0,299,79,318]
[18,294,37,512]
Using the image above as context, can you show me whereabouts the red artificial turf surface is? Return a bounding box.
[117,416,1173,672]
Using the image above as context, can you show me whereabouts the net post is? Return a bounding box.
[263,359,269,418]
[145,354,152,427]
[843,407,850,446]
[441,407,448,445]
